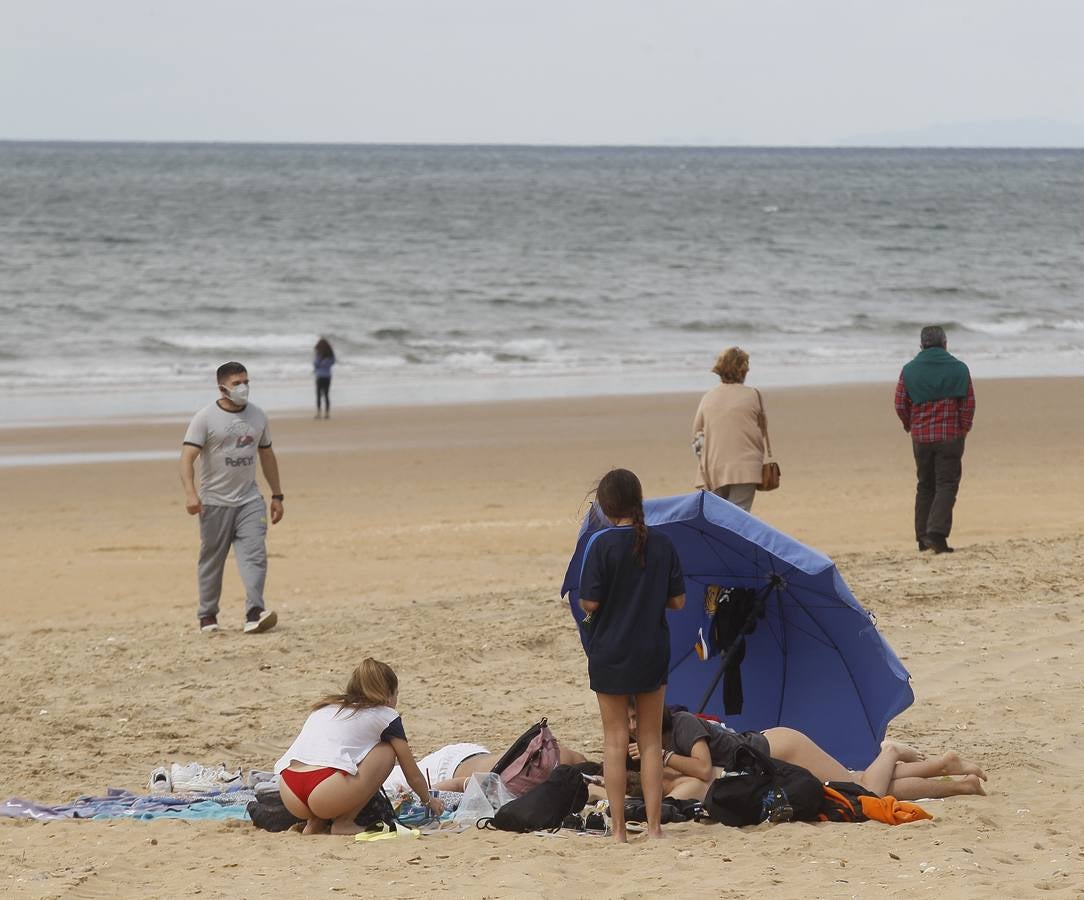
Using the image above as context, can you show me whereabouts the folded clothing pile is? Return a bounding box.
[148,763,277,795]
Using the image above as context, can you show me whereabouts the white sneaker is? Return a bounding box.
[148,767,172,793]
[243,609,277,634]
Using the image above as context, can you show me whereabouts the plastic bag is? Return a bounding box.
[452,773,516,827]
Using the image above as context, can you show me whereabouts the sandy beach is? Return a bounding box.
[2,377,1083,898]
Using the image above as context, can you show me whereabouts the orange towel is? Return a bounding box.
[858,794,933,825]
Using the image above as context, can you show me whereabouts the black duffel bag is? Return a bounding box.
[704,744,823,827]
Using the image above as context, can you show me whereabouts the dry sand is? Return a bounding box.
[1,377,1082,898]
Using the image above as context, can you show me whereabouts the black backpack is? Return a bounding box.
[480,765,588,833]
[704,744,823,827]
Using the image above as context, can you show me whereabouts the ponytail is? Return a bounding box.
[632,505,647,568]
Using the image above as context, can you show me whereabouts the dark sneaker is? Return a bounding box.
[917,538,929,551]
[244,609,278,634]
[199,615,219,633]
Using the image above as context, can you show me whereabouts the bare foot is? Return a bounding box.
[645,827,667,840]
[612,827,628,844]
[302,818,330,835]
[958,773,987,796]
[882,740,926,763]
[329,821,363,835]
[941,751,987,780]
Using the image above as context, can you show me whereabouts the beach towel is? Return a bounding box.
[1,788,252,822]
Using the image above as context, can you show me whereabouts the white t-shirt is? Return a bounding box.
[182,401,272,507]
[274,705,406,775]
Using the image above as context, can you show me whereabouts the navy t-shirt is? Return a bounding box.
[579,528,685,694]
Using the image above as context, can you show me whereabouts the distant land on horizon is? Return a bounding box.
[836,117,1084,148]
[3,116,1084,150]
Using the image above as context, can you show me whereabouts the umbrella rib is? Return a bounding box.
[778,583,879,744]
[679,522,773,583]
[774,578,869,609]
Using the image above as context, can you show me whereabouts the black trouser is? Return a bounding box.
[913,437,964,540]
[315,376,331,414]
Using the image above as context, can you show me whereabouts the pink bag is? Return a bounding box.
[491,718,561,797]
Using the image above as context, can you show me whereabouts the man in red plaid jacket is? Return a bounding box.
[894,326,975,553]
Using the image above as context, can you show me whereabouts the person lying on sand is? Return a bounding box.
[384,743,588,794]
[275,658,444,835]
[627,705,986,803]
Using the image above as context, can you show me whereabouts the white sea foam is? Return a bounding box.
[960,318,1046,336]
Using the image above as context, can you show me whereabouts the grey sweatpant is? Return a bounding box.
[197,498,267,619]
[713,483,757,513]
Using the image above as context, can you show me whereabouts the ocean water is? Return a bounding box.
[1,143,1082,424]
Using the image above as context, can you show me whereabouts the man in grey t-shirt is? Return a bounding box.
[180,361,284,634]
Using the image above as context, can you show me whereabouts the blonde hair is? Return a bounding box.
[711,347,750,384]
[314,658,398,715]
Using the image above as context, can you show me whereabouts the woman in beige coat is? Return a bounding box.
[692,347,765,512]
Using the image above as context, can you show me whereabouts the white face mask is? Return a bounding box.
[224,382,249,406]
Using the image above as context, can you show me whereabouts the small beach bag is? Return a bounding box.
[479,765,588,833]
[754,389,781,492]
[491,717,561,797]
[451,773,516,827]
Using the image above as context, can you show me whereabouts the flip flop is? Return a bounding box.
[354,823,420,842]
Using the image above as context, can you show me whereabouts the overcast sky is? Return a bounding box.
[3,0,1083,145]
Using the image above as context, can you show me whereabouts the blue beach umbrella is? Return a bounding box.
[560,491,913,769]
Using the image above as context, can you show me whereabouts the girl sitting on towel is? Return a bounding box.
[579,468,686,842]
[276,657,444,835]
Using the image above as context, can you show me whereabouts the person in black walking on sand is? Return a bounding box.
[894,325,975,554]
[313,338,335,419]
[577,469,686,842]
[180,362,283,633]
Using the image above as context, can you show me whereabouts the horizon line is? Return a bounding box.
[2,138,1084,151]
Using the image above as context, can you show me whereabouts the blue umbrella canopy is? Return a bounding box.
[561,491,913,769]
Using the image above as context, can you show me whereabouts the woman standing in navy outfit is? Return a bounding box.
[578,469,686,842]
[313,337,335,419]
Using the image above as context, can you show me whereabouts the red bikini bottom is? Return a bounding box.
[280,767,346,805]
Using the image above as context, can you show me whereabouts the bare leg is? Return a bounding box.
[890,751,986,781]
[888,774,986,800]
[762,727,852,782]
[633,687,667,840]
[596,692,632,843]
[853,743,903,796]
[434,752,503,790]
[559,746,588,766]
[304,742,397,835]
[302,818,330,835]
